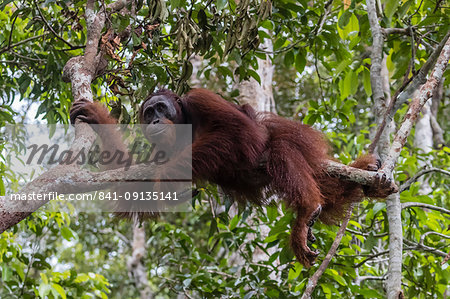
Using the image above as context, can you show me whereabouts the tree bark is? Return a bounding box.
[366,0,402,297]
[127,222,153,299]
[413,100,433,194]
[235,32,275,112]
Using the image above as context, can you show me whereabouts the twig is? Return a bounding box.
[419,231,450,246]
[33,0,75,49]
[0,33,49,55]
[401,202,450,215]
[409,26,416,74]
[7,14,19,50]
[355,275,386,284]
[399,167,450,192]
[312,0,334,36]
[353,250,389,268]
[208,196,216,219]
[410,0,424,21]
[346,228,388,238]
[11,50,44,62]
[403,239,447,257]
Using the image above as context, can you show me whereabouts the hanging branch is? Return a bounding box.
[300,205,353,299]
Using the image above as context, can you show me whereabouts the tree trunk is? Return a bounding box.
[413,100,433,194]
[127,221,153,299]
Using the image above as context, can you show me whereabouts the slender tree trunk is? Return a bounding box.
[127,222,153,299]
[235,34,275,112]
[413,100,433,194]
[366,1,403,297]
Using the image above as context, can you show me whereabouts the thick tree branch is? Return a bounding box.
[324,160,398,191]
[366,0,394,157]
[0,157,158,233]
[382,28,409,35]
[0,124,97,232]
[377,35,449,299]
[366,1,403,298]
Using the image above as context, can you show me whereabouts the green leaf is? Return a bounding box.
[60,226,74,241]
[373,202,386,216]
[284,51,295,67]
[266,205,278,222]
[279,246,294,264]
[340,70,354,99]
[18,74,31,96]
[229,215,239,230]
[216,0,227,11]
[334,274,347,286]
[288,262,302,280]
[295,49,306,73]
[273,37,287,51]
[385,0,400,21]
[348,220,362,229]
[306,113,318,125]
[363,69,372,97]
[2,264,12,281]
[338,10,351,29]
[40,272,49,284]
[264,234,279,243]
[334,59,351,78]
[349,70,358,95]
[247,70,261,84]
[397,0,413,19]
[197,9,208,29]
[218,66,234,79]
[39,283,51,299]
[0,178,5,196]
[51,283,67,299]
[309,100,319,109]
[337,11,359,40]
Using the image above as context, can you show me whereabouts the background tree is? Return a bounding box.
[0,0,448,298]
